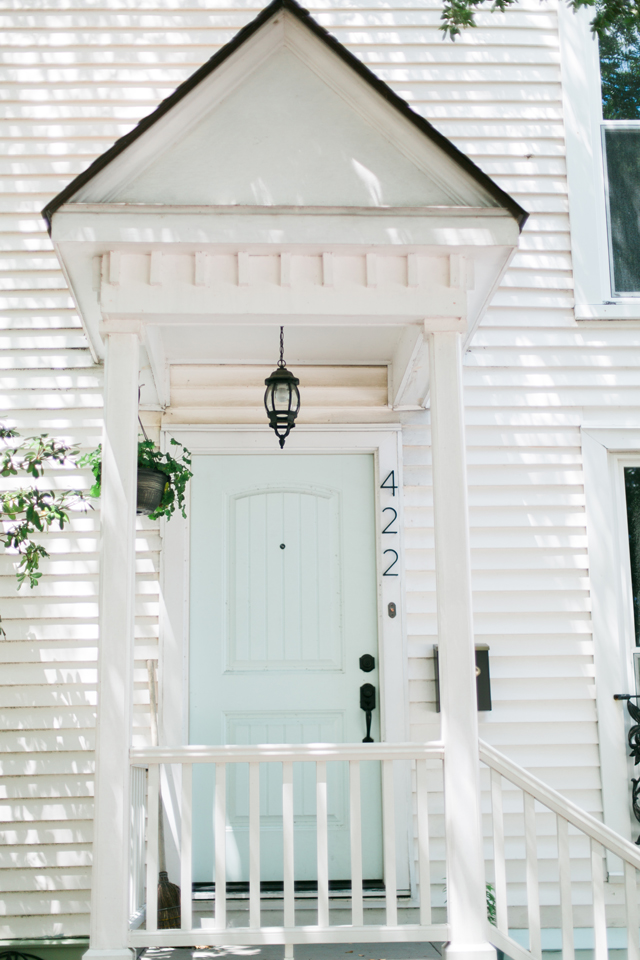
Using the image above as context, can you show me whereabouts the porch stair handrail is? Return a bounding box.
[479,739,640,960]
[480,740,640,869]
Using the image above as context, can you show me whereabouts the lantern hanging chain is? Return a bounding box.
[278,326,286,368]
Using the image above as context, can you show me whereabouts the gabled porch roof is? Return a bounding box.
[42,0,527,232]
[42,0,527,409]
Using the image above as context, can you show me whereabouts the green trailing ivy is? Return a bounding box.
[0,426,86,601]
[80,437,193,521]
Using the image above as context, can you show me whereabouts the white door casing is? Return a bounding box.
[159,425,412,891]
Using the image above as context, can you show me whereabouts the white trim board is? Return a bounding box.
[157,424,414,893]
[582,426,640,871]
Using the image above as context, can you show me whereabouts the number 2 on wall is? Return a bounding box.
[383,549,399,577]
[382,507,398,534]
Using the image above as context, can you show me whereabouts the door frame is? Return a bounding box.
[158,423,414,891]
[582,426,640,872]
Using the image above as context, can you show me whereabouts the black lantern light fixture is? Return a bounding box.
[264,326,301,449]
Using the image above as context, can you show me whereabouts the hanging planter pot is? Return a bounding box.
[136,467,168,516]
[80,416,192,522]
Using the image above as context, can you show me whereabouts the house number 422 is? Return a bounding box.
[380,471,399,576]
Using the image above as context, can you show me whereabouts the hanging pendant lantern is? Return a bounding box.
[264,327,300,449]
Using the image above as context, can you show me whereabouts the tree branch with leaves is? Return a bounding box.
[441,0,640,41]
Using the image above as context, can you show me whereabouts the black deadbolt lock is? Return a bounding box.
[360,682,376,743]
[359,654,375,673]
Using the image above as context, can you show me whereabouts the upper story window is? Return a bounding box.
[600,23,640,297]
[602,126,640,295]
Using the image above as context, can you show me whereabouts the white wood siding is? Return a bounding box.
[166,364,391,423]
[0,0,631,937]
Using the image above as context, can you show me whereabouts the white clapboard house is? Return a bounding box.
[3,0,640,958]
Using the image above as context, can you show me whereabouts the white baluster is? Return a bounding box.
[625,861,639,960]
[523,792,541,960]
[382,759,397,926]
[138,767,146,909]
[350,760,364,928]
[181,763,192,932]
[249,762,261,929]
[591,839,607,960]
[557,815,575,960]
[146,763,159,933]
[417,759,432,926]
[130,767,142,916]
[215,762,226,930]
[317,760,329,928]
[491,768,508,934]
[283,761,295,929]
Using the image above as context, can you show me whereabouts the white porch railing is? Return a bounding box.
[129,740,640,956]
[129,741,448,950]
[480,740,640,960]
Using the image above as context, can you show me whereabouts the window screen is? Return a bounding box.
[603,127,640,295]
[624,467,640,645]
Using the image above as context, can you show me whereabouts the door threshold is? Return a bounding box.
[192,881,394,901]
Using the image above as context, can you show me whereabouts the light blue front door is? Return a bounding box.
[189,453,382,884]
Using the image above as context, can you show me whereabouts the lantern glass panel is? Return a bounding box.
[274,382,291,408]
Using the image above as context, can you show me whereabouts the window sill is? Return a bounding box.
[576,303,640,322]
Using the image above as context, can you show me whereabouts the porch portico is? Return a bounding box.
[43,2,526,958]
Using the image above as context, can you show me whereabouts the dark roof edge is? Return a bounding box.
[42,0,528,234]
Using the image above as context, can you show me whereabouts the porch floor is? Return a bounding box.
[136,943,443,960]
[135,951,633,960]
[135,949,632,960]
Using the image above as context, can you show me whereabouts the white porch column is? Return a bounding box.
[84,332,140,960]
[429,331,495,960]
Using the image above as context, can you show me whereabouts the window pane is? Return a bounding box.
[604,128,640,294]
[624,467,640,645]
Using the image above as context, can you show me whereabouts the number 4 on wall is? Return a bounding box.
[380,470,397,495]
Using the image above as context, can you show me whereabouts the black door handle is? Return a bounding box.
[360,683,376,743]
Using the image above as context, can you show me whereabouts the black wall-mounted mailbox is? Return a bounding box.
[433,644,492,712]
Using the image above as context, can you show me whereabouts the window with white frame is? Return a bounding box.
[603,126,640,295]
[600,23,640,297]
[559,5,640,316]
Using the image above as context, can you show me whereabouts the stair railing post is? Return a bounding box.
[84,330,140,960]
[428,329,496,960]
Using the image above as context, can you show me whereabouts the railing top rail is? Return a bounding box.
[480,739,640,871]
[130,741,445,765]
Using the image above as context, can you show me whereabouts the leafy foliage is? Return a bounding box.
[442,881,498,925]
[486,882,497,926]
[440,0,640,42]
[600,18,640,119]
[0,426,85,597]
[80,438,193,521]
